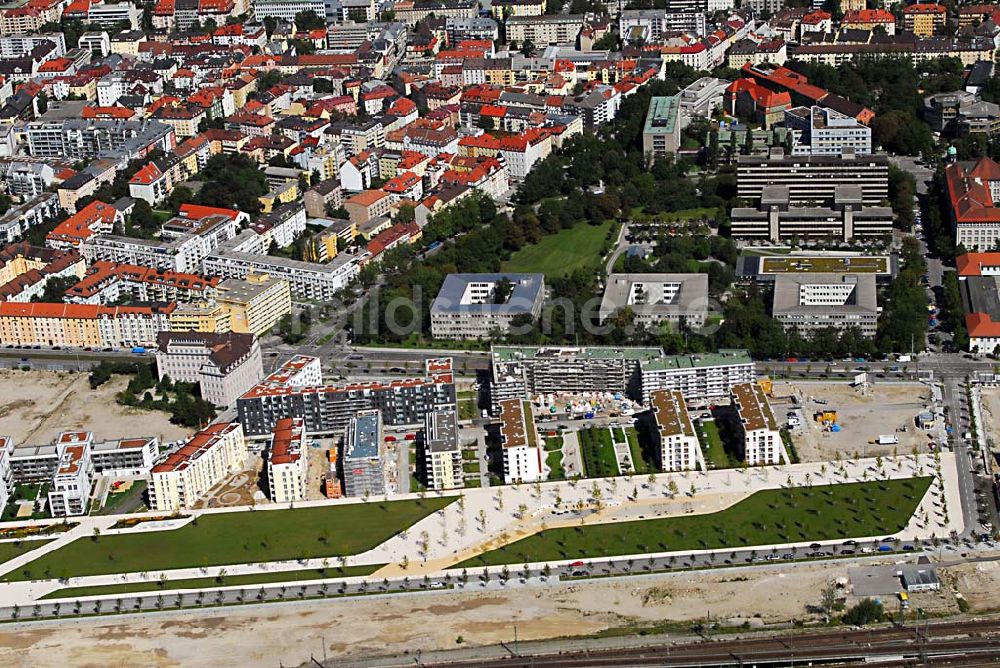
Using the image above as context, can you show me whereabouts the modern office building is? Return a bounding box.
[499,399,543,484]
[650,389,704,472]
[731,382,786,466]
[641,95,682,162]
[599,273,708,329]
[267,417,308,503]
[430,273,545,340]
[639,349,755,404]
[343,410,385,497]
[148,422,248,511]
[737,148,889,206]
[423,410,462,490]
[238,356,456,436]
[730,184,893,242]
[490,345,664,407]
[678,77,730,127]
[783,105,872,156]
[772,273,879,337]
[619,8,707,40]
[155,331,265,407]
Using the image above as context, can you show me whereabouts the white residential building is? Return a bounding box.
[424,410,462,490]
[149,423,248,511]
[267,417,307,503]
[639,349,756,404]
[499,399,542,484]
[650,389,705,472]
[46,433,92,517]
[732,382,787,466]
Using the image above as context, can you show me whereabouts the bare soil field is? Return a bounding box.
[777,381,935,462]
[979,388,1000,451]
[0,370,191,446]
[1,556,986,668]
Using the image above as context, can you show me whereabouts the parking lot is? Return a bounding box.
[777,381,939,462]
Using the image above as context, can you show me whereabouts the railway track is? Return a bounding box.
[416,619,1000,668]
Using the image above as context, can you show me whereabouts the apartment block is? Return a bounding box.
[216,274,292,337]
[506,14,584,45]
[65,261,219,305]
[731,382,787,466]
[490,345,664,407]
[204,232,361,302]
[149,423,248,511]
[423,410,462,490]
[499,399,542,484]
[650,389,704,472]
[267,417,308,503]
[639,349,755,404]
[343,410,385,497]
[430,273,545,340]
[0,302,174,348]
[155,331,264,407]
[237,356,456,436]
[46,432,92,517]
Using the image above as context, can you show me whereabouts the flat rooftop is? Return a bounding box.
[431,273,544,315]
[641,349,753,372]
[760,255,890,275]
[644,95,680,136]
[346,411,381,461]
[492,345,664,362]
[426,410,459,453]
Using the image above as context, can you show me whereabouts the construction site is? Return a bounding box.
[769,379,940,463]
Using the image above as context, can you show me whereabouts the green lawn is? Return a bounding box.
[0,539,51,565]
[41,564,384,600]
[624,428,649,474]
[579,428,619,478]
[457,393,478,421]
[544,437,564,452]
[463,461,481,474]
[7,498,451,582]
[699,420,736,469]
[501,221,613,277]
[546,450,566,480]
[456,478,931,568]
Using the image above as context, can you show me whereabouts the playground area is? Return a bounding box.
[775,381,937,462]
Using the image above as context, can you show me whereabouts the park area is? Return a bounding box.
[6,498,452,582]
[501,221,612,277]
[457,478,931,568]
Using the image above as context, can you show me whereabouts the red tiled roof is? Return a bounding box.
[957,252,1000,277]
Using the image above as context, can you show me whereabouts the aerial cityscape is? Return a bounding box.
[0,0,996,665]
